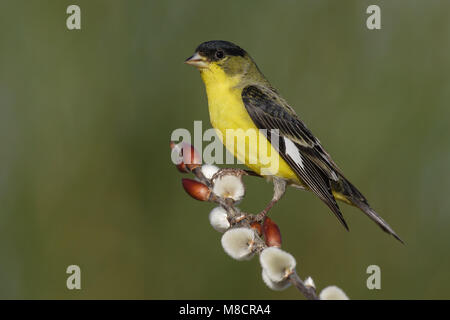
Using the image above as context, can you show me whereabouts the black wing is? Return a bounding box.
[242,85,349,230]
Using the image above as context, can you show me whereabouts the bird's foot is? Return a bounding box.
[254,177,287,222]
[255,199,276,222]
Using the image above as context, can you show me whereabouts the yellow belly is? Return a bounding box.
[201,68,298,182]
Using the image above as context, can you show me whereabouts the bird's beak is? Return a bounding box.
[185,52,209,69]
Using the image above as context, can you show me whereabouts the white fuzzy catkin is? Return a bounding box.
[261,269,291,291]
[201,164,220,180]
[304,276,316,289]
[221,228,255,261]
[319,286,349,300]
[212,174,245,203]
[259,247,296,282]
[209,207,230,233]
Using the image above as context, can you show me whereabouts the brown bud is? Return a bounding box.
[263,217,282,248]
[181,178,211,201]
[182,143,202,171]
[250,222,262,236]
[170,141,202,172]
[170,141,188,172]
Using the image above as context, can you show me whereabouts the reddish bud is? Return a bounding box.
[177,163,189,173]
[182,144,202,171]
[250,222,262,236]
[170,141,202,172]
[263,217,282,248]
[181,178,211,201]
[170,141,188,172]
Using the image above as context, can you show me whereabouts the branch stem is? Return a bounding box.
[288,272,319,300]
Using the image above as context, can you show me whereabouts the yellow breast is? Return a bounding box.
[200,65,298,182]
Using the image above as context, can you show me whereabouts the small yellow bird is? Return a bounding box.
[185,40,402,243]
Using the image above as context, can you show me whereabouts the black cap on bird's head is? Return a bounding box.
[185,40,248,69]
[195,40,246,61]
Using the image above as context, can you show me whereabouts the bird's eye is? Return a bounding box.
[215,50,224,59]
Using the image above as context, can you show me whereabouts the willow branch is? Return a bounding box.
[172,141,346,300]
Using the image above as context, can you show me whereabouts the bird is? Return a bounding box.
[185,40,402,243]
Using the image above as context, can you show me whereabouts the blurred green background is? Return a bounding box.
[0,0,449,299]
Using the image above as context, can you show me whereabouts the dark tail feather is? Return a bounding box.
[353,199,404,244]
[337,178,404,244]
[326,199,349,231]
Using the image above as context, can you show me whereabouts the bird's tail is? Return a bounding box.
[333,177,404,244]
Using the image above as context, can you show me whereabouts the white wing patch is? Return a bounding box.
[283,137,304,169]
[330,170,339,181]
